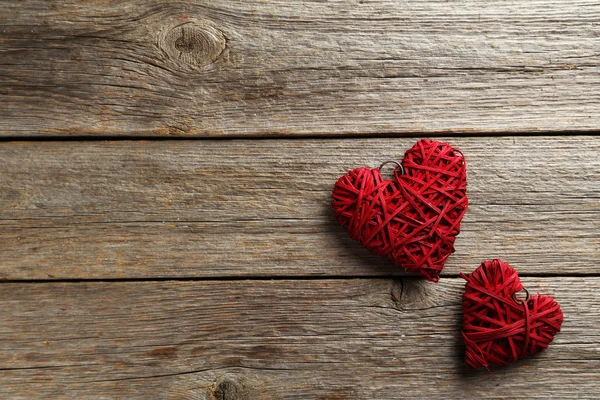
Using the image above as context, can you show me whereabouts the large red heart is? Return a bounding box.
[331,139,468,282]
[461,259,564,369]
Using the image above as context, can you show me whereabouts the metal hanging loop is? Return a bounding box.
[378,160,405,176]
[512,288,530,305]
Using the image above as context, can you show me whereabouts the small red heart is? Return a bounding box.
[461,259,564,369]
[331,139,468,282]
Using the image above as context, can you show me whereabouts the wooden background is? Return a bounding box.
[1,1,599,399]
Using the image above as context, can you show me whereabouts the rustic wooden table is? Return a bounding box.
[1,1,599,399]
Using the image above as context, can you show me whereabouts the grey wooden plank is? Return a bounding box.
[1,137,598,279]
[0,278,597,399]
[0,0,599,137]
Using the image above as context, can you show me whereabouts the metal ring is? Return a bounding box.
[378,160,404,176]
[512,288,530,305]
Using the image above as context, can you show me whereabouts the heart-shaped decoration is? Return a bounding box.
[461,259,564,369]
[331,139,468,282]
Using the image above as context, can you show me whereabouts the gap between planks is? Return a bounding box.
[1,272,600,285]
[1,131,600,142]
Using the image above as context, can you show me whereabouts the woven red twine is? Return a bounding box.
[461,259,564,370]
[331,139,468,282]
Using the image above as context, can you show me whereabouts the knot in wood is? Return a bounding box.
[213,377,248,400]
[158,21,226,72]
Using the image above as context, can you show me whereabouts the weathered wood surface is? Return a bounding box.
[0,278,597,399]
[2,1,598,397]
[1,0,599,137]
[1,137,598,279]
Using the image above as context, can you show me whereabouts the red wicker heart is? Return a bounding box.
[461,259,564,369]
[331,139,468,282]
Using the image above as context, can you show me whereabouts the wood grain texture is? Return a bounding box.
[0,278,597,399]
[1,137,598,279]
[1,0,599,137]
